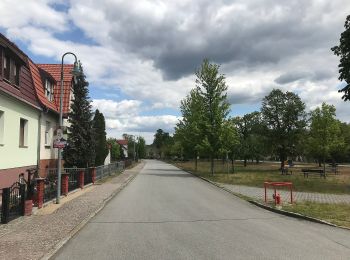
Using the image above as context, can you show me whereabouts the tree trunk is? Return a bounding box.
[323,155,326,178]
[195,151,198,172]
[210,155,214,176]
[244,158,247,167]
[318,159,322,167]
[231,158,234,174]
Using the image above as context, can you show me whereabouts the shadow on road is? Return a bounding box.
[144,173,193,178]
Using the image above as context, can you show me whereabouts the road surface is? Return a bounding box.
[53,160,350,260]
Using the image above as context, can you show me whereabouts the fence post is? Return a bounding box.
[1,188,10,224]
[61,173,69,196]
[36,178,45,208]
[91,167,96,184]
[20,184,26,216]
[79,170,84,189]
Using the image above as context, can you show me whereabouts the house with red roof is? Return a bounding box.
[0,33,77,187]
[29,62,75,176]
[117,139,129,158]
[0,33,42,187]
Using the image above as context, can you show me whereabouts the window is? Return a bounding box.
[45,121,51,146]
[0,111,4,145]
[19,118,28,147]
[13,62,19,86]
[3,54,20,86]
[3,55,10,80]
[45,79,54,102]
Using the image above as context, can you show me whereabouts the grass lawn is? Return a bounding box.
[283,202,350,228]
[173,160,350,194]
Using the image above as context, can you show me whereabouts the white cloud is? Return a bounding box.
[0,0,67,32]
[92,99,142,119]
[1,0,350,144]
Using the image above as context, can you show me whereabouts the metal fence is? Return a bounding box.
[95,161,125,181]
[43,170,57,204]
[1,182,26,224]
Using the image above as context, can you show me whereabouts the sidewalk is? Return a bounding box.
[0,161,144,260]
[217,183,350,204]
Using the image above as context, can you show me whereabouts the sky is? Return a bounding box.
[1,0,350,144]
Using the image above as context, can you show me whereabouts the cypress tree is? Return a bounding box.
[93,109,108,166]
[63,63,95,167]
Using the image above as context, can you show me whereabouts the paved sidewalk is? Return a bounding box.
[0,162,144,260]
[218,183,350,204]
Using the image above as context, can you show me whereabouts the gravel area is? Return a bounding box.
[218,183,350,204]
[0,162,144,260]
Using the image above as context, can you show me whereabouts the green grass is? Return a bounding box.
[174,160,350,194]
[283,202,350,228]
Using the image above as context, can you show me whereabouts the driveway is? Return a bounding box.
[53,160,350,259]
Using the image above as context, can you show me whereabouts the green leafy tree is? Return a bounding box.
[232,112,265,166]
[63,64,95,167]
[195,59,230,175]
[308,103,344,171]
[137,136,146,159]
[219,119,239,173]
[261,89,307,169]
[152,129,173,158]
[332,15,350,101]
[107,137,121,162]
[93,109,108,166]
[176,89,203,170]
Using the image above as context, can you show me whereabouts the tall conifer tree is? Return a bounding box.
[93,109,108,166]
[63,64,95,167]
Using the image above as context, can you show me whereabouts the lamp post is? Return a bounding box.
[56,52,82,204]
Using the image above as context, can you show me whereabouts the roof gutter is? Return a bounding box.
[0,87,42,111]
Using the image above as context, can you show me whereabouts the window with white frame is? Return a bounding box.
[0,111,4,145]
[19,118,28,147]
[45,121,51,146]
[45,79,54,102]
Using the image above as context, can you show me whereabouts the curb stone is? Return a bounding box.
[41,167,141,260]
[174,164,350,232]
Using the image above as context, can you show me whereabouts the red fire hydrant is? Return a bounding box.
[273,193,281,205]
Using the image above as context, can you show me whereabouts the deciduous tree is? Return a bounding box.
[308,103,344,172]
[261,89,306,169]
[195,59,230,175]
[332,15,350,101]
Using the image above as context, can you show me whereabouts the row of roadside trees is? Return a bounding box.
[156,15,350,175]
[152,59,350,175]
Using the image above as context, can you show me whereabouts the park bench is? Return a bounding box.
[327,163,339,175]
[301,168,325,178]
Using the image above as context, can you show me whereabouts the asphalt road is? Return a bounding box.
[53,160,350,260]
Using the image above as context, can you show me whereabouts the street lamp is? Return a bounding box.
[56,52,82,204]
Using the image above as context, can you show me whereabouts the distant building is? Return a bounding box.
[116,139,128,158]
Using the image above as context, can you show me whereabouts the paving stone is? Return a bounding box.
[218,183,350,204]
[0,162,144,260]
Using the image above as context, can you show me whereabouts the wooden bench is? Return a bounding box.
[301,168,325,178]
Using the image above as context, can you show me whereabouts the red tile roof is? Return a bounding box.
[37,64,74,115]
[28,59,58,112]
[117,139,128,145]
